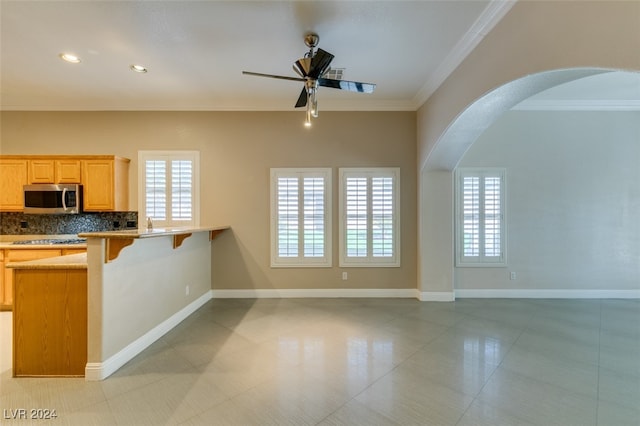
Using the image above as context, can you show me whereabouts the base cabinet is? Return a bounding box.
[13,268,87,377]
[0,249,84,311]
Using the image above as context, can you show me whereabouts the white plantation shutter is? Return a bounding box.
[483,176,502,257]
[271,169,331,267]
[171,160,193,221]
[277,177,299,257]
[372,176,394,257]
[139,151,199,228]
[145,160,167,220]
[340,168,400,267]
[456,168,505,266]
[345,177,368,257]
[303,177,326,257]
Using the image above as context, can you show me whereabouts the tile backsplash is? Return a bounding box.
[0,212,138,235]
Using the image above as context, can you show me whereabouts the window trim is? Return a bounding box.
[270,168,332,268]
[138,150,200,228]
[339,167,401,268]
[455,167,506,267]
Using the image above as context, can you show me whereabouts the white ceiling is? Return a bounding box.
[1,0,512,111]
[2,1,637,113]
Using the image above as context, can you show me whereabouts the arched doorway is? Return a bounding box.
[418,68,640,300]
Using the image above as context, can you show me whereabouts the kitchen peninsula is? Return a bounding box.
[78,225,229,380]
[9,253,88,377]
[8,226,228,380]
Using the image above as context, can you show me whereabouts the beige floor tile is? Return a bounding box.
[499,345,599,398]
[597,399,640,426]
[422,330,513,366]
[355,370,475,425]
[399,347,498,396]
[317,399,400,426]
[456,399,535,426]
[1,298,639,426]
[476,368,598,425]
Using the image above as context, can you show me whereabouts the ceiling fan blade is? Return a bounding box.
[242,71,304,83]
[318,78,376,93]
[309,48,334,79]
[293,57,312,77]
[294,87,308,108]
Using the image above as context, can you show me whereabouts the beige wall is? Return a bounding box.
[418,0,640,170]
[0,111,417,291]
[417,0,640,298]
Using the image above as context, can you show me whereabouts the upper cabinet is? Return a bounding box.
[0,155,130,212]
[0,159,28,211]
[28,159,55,183]
[28,158,82,184]
[55,159,82,183]
[82,157,129,211]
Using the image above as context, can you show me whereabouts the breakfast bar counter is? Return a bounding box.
[79,225,229,380]
[79,226,229,263]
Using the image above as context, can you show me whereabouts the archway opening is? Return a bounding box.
[419,68,640,300]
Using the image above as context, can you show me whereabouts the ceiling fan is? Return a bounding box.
[242,33,376,126]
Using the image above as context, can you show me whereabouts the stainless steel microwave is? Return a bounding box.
[23,184,83,214]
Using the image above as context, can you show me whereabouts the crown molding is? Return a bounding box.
[413,0,517,110]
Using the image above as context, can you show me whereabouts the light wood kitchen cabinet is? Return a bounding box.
[16,157,82,185]
[55,159,82,183]
[82,157,129,211]
[0,249,68,311]
[1,155,129,212]
[0,251,4,311]
[0,159,28,211]
[28,159,55,183]
[13,268,87,377]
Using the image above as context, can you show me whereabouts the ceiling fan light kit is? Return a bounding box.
[243,33,375,127]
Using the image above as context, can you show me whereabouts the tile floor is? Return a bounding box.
[1,298,639,425]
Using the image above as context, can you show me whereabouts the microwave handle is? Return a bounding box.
[62,188,68,210]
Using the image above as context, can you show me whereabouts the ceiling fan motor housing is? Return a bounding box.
[304,33,319,49]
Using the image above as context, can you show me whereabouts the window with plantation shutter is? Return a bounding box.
[339,168,400,267]
[270,168,331,267]
[456,168,505,266]
[138,151,199,228]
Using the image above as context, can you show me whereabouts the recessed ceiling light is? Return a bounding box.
[130,64,148,73]
[59,53,81,64]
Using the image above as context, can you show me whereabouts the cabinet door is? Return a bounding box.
[3,249,62,309]
[28,159,55,183]
[0,251,6,311]
[82,159,114,210]
[56,159,82,183]
[0,159,28,211]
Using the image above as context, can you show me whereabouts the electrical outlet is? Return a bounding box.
[342,272,348,280]
[510,271,516,280]
[185,285,190,296]
[126,221,136,228]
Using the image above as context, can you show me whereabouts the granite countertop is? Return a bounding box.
[79,225,230,239]
[6,252,87,269]
[0,234,87,249]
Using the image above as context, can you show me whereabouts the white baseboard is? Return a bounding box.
[85,290,213,381]
[211,288,418,299]
[455,289,640,299]
[417,291,456,302]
